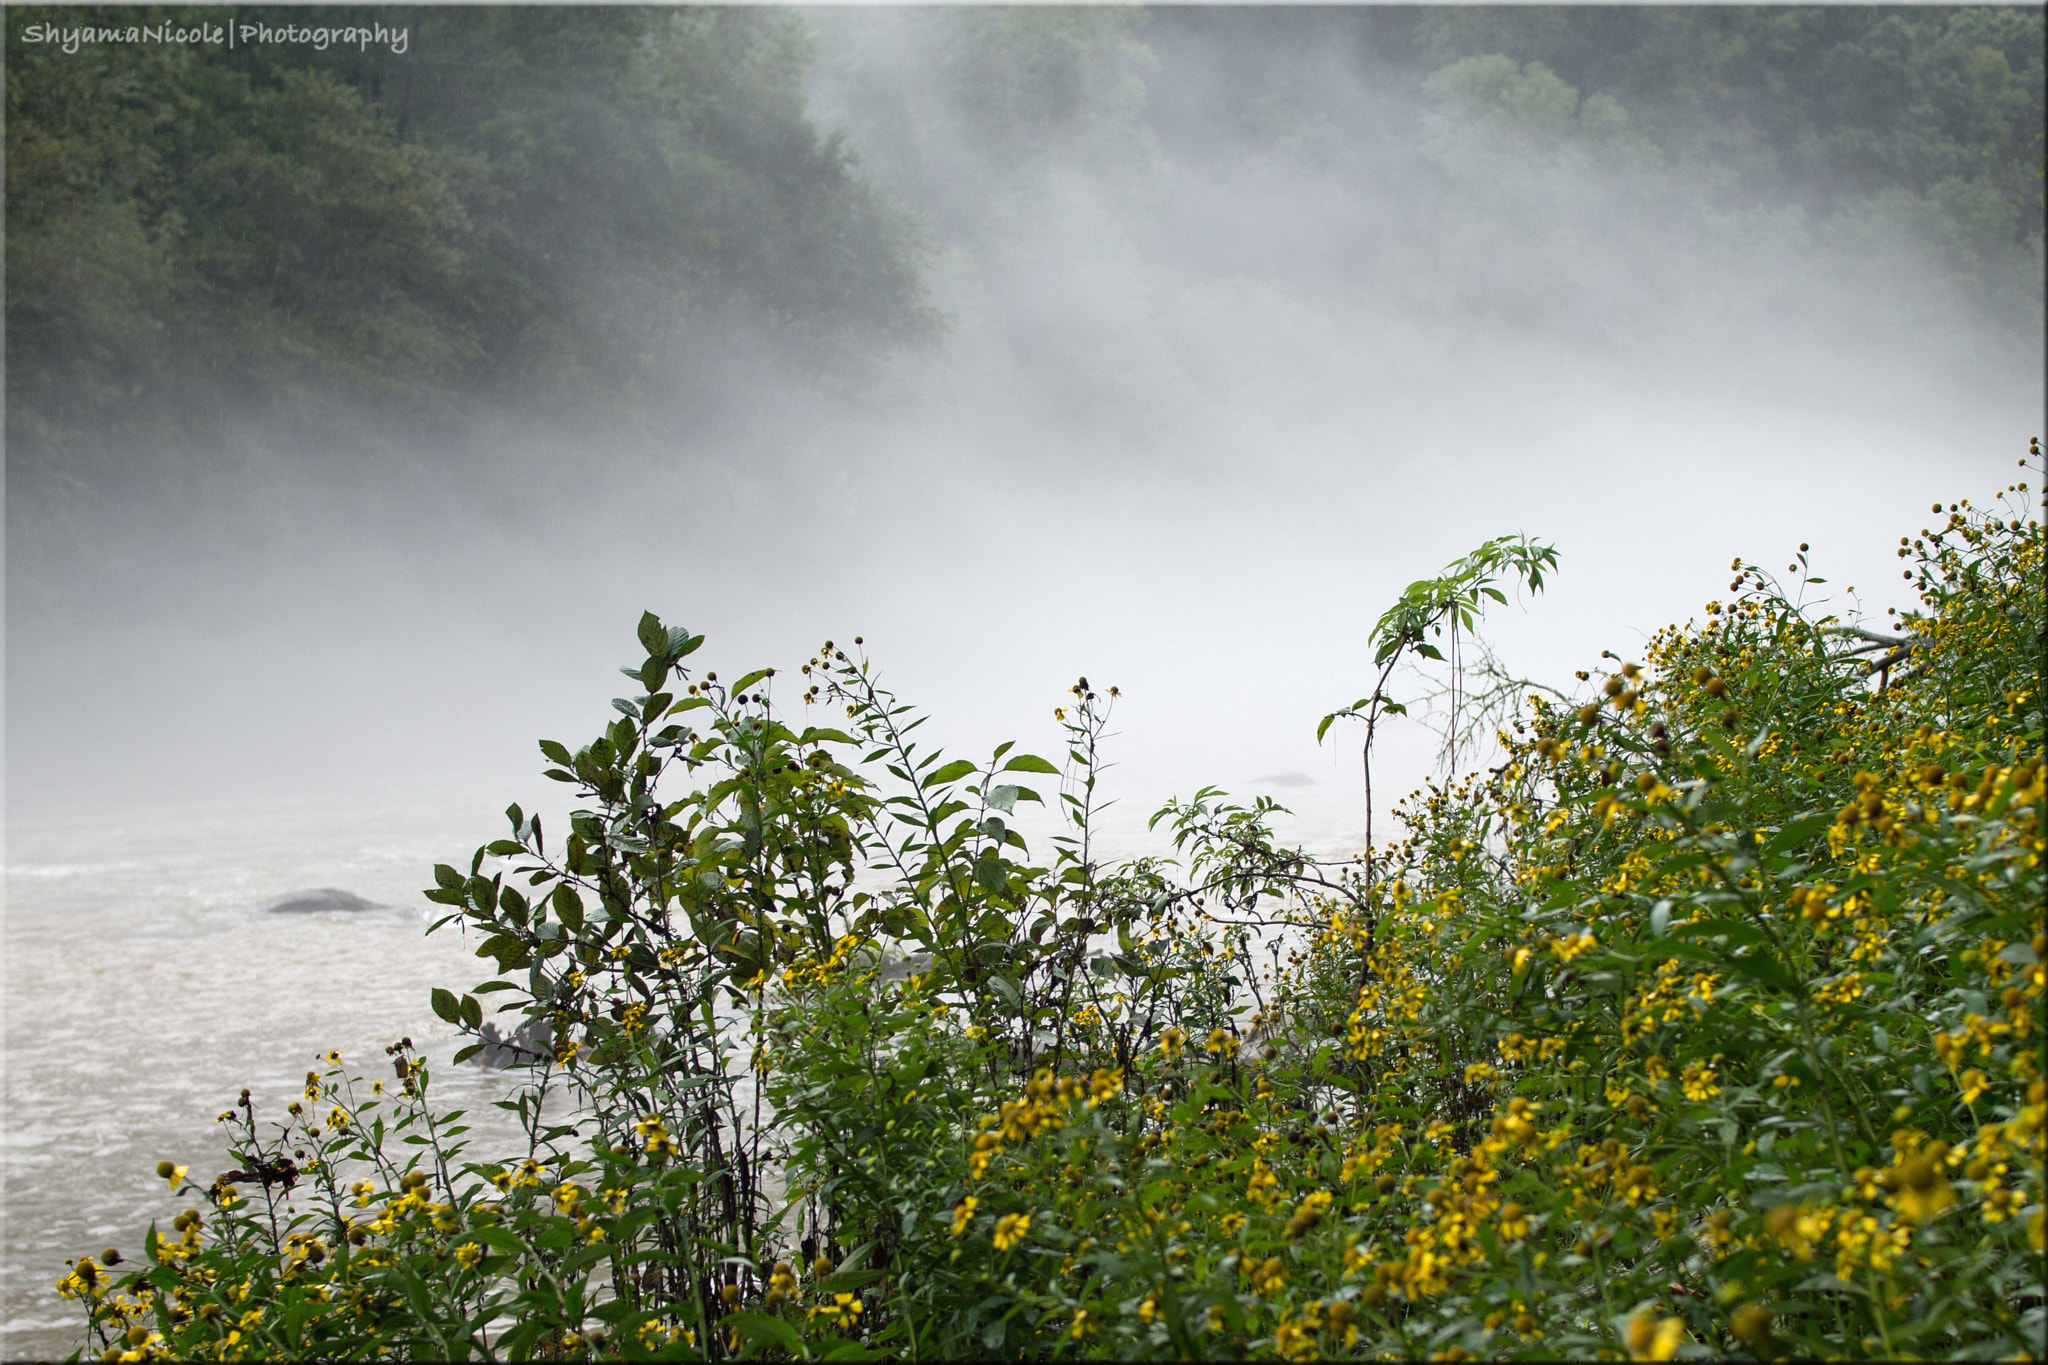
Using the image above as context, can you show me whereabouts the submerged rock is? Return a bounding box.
[474,1018,555,1068]
[264,887,380,914]
[877,952,933,982]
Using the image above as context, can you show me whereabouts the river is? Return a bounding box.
[1,763,1371,1357]
[1,787,531,1357]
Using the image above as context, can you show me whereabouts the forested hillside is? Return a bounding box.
[1405,4,2043,218]
[8,5,2041,474]
[5,5,935,478]
[1147,6,2043,330]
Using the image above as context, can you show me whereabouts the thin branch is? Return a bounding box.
[1824,625,1919,646]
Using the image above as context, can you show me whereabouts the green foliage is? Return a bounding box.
[1318,534,1559,880]
[1403,6,2045,332]
[60,453,2044,1358]
[1408,5,2045,198]
[14,3,2040,470]
[810,6,1161,244]
[1138,7,2042,344]
[4,5,936,462]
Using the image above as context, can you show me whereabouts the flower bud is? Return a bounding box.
[1731,1302,1771,1348]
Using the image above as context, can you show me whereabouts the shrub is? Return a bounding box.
[62,451,2043,1360]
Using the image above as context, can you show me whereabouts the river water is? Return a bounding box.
[2,768,1369,1358]
[0,786,537,1358]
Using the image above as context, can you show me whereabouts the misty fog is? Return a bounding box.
[4,8,2043,1351]
[9,9,2041,859]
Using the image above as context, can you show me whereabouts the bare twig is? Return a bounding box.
[1825,625,1914,646]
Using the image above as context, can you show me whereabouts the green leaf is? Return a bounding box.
[1728,951,1800,994]
[1001,754,1060,775]
[433,864,464,891]
[926,759,977,786]
[1765,813,1832,857]
[430,988,461,1024]
[730,668,773,696]
[827,1269,887,1292]
[1650,900,1673,937]
[1677,918,1770,948]
[459,995,483,1029]
[817,1344,886,1363]
[726,1313,806,1357]
[799,727,856,746]
[552,884,585,934]
[539,739,574,767]
[637,611,667,658]
[477,935,528,969]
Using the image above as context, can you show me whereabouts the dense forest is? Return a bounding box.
[1171,6,2043,294]
[5,6,933,476]
[7,5,2043,485]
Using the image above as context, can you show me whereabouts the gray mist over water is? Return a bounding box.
[8,11,2039,835]
[8,11,2041,833]
[4,8,2042,1352]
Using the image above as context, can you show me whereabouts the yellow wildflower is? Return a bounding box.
[992,1213,1030,1251]
[1622,1308,1684,1361]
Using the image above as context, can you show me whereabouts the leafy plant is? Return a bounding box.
[60,451,2043,1360]
[1318,533,1558,906]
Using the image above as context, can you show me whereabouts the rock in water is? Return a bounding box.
[474,1019,555,1068]
[264,888,379,914]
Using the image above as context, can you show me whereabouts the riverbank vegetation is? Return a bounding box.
[59,449,2044,1359]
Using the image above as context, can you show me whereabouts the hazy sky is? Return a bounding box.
[7,6,2042,856]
